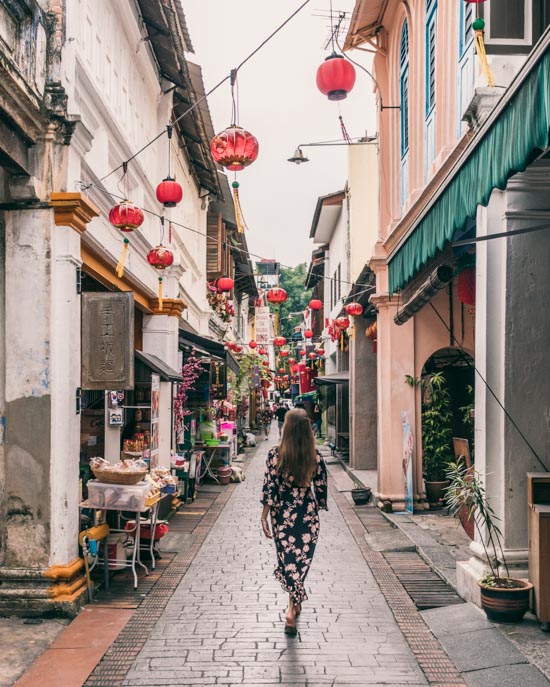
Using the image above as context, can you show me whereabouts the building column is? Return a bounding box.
[458,163,550,604]
[0,193,98,615]
[349,323,377,470]
[142,296,185,468]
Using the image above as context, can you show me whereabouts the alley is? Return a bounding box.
[121,434,427,687]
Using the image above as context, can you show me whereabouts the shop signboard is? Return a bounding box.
[82,293,134,390]
[150,373,160,468]
[255,306,271,344]
[210,360,227,400]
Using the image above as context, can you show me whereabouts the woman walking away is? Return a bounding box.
[260,409,328,635]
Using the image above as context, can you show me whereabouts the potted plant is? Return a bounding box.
[351,482,372,506]
[445,460,533,623]
[421,372,454,504]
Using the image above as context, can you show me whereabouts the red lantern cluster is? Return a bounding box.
[147,245,174,270]
[267,287,288,304]
[156,178,183,208]
[109,201,144,232]
[273,336,286,347]
[316,54,356,102]
[309,299,323,311]
[216,277,234,292]
[345,302,363,317]
[210,126,259,171]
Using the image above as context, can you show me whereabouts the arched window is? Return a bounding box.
[425,0,437,176]
[399,19,410,209]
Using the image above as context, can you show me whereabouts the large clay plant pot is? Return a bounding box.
[351,487,372,506]
[478,579,533,623]
[425,480,450,505]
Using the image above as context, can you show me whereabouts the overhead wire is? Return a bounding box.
[98,0,313,184]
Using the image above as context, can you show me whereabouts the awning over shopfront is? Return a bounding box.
[135,350,183,382]
[388,32,550,294]
[314,371,350,386]
[178,329,240,374]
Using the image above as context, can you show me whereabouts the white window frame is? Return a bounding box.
[484,0,532,46]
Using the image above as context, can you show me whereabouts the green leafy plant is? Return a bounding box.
[445,460,516,587]
[422,372,454,482]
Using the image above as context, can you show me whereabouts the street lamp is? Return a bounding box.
[287,137,376,165]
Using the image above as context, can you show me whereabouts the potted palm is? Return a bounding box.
[421,372,454,504]
[445,460,533,623]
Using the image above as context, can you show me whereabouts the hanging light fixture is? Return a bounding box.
[210,126,259,171]
[156,125,183,208]
[316,53,356,101]
[217,277,234,292]
[287,147,309,164]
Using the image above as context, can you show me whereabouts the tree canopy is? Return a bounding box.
[278,263,312,339]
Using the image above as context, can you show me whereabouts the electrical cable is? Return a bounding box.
[98,0,312,184]
[428,301,548,473]
[78,179,375,293]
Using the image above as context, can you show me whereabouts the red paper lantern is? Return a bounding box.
[217,277,234,292]
[109,201,144,232]
[262,360,269,367]
[210,126,259,171]
[309,299,323,311]
[345,302,363,317]
[156,177,183,208]
[299,349,306,357]
[233,345,243,353]
[258,347,266,356]
[316,54,356,102]
[335,316,350,330]
[303,329,313,339]
[273,336,286,347]
[278,368,285,374]
[267,287,288,304]
[308,352,317,359]
[289,357,296,364]
[457,267,476,306]
[316,348,325,356]
[365,323,377,341]
[283,375,289,381]
[280,349,290,357]
[147,245,174,270]
[248,340,257,349]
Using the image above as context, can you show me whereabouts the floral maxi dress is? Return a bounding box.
[261,448,328,605]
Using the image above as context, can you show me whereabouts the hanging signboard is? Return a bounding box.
[401,411,414,514]
[255,306,271,344]
[210,360,227,400]
[82,293,134,390]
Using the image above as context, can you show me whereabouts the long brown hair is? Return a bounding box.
[277,408,317,486]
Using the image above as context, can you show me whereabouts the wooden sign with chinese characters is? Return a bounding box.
[210,361,227,400]
[82,293,134,390]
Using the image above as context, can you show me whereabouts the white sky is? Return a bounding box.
[183,0,376,269]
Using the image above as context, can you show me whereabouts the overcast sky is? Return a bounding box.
[184,1,376,270]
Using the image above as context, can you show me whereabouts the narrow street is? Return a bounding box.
[118,433,427,687]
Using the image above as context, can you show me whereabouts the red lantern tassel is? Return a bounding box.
[158,276,163,310]
[116,238,130,278]
[232,181,248,233]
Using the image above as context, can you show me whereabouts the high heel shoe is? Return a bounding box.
[284,607,298,635]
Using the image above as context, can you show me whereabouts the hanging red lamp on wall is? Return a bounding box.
[210,126,259,171]
[345,302,363,317]
[457,267,476,306]
[147,245,174,309]
[109,201,145,278]
[217,277,234,293]
[316,53,356,102]
[309,299,323,311]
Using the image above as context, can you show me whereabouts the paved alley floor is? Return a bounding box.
[122,433,428,687]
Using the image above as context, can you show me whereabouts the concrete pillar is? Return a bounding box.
[458,163,550,603]
[350,324,377,470]
[142,297,185,468]
[0,193,98,615]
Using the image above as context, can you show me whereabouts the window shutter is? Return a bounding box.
[207,212,223,279]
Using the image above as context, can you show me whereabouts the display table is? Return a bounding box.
[80,490,166,590]
[193,443,231,485]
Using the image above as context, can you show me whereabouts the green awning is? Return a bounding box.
[388,45,550,294]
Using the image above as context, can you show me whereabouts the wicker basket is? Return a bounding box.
[91,468,147,485]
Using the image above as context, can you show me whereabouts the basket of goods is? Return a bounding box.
[151,467,178,494]
[90,457,148,485]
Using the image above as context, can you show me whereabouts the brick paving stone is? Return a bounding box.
[120,433,428,687]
